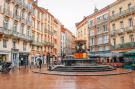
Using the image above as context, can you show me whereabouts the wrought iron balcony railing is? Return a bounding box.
[125,25,135,33]
[110,6,135,21]
[0,27,12,36]
[112,42,135,50]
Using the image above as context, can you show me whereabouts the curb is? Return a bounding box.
[32,69,132,76]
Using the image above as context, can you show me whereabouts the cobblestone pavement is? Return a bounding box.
[0,68,135,89]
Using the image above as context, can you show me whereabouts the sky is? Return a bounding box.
[38,0,116,35]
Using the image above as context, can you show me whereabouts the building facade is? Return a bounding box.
[0,0,63,67]
[110,0,135,53]
[0,0,33,67]
[88,7,110,56]
[76,17,89,50]
[60,25,75,56]
[31,2,61,64]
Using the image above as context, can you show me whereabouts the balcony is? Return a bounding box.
[44,41,49,46]
[27,20,32,26]
[28,7,33,13]
[18,33,33,41]
[13,14,20,21]
[12,31,19,37]
[126,26,135,33]
[0,27,12,36]
[3,8,12,17]
[112,42,135,50]
[110,30,117,36]
[21,18,26,24]
[88,24,95,29]
[22,3,28,10]
[14,0,23,6]
[117,28,125,35]
[96,18,108,25]
[32,40,43,46]
[110,6,135,21]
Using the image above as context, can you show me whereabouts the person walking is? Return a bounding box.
[38,57,42,69]
[46,53,50,70]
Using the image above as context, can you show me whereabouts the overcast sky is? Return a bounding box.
[38,0,116,35]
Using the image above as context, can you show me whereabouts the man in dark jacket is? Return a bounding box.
[38,57,42,69]
[46,53,50,70]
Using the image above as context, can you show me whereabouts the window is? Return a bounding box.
[97,27,101,34]
[3,18,9,29]
[21,24,24,34]
[98,36,102,45]
[129,35,134,42]
[90,30,94,36]
[103,24,108,32]
[97,17,101,22]
[3,39,7,48]
[103,35,108,44]
[112,10,115,15]
[26,27,30,36]
[120,36,124,44]
[14,6,19,16]
[23,42,27,51]
[84,29,86,35]
[128,3,132,10]
[90,38,94,46]
[128,18,133,27]
[27,14,31,22]
[12,40,16,49]
[120,21,124,28]
[103,14,108,20]
[13,22,17,32]
[112,24,116,30]
[21,11,25,19]
[89,20,93,26]
[119,7,123,14]
[113,38,116,46]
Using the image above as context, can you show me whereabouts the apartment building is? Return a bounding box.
[31,1,61,63]
[60,26,66,57]
[0,0,33,67]
[76,17,89,50]
[0,0,62,67]
[88,7,110,56]
[60,25,75,56]
[65,29,75,55]
[110,0,135,53]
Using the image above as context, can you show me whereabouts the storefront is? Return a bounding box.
[0,51,10,62]
[19,52,29,66]
[11,49,19,67]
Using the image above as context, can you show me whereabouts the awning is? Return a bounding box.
[89,52,123,57]
[111,52,123,57]
[124,50,135,58]
[0,51,10,55]
[124,50,135,55]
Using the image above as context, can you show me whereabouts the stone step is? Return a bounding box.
[52,65,116,72]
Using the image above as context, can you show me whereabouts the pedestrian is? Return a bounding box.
[46,53,50,70]
[38,57,42,69]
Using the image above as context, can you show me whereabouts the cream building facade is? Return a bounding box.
[110,0,135,53]
[0,0,62,67]
[0,0,33,67]
[31,2,61,64]
[76,17,89,50]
